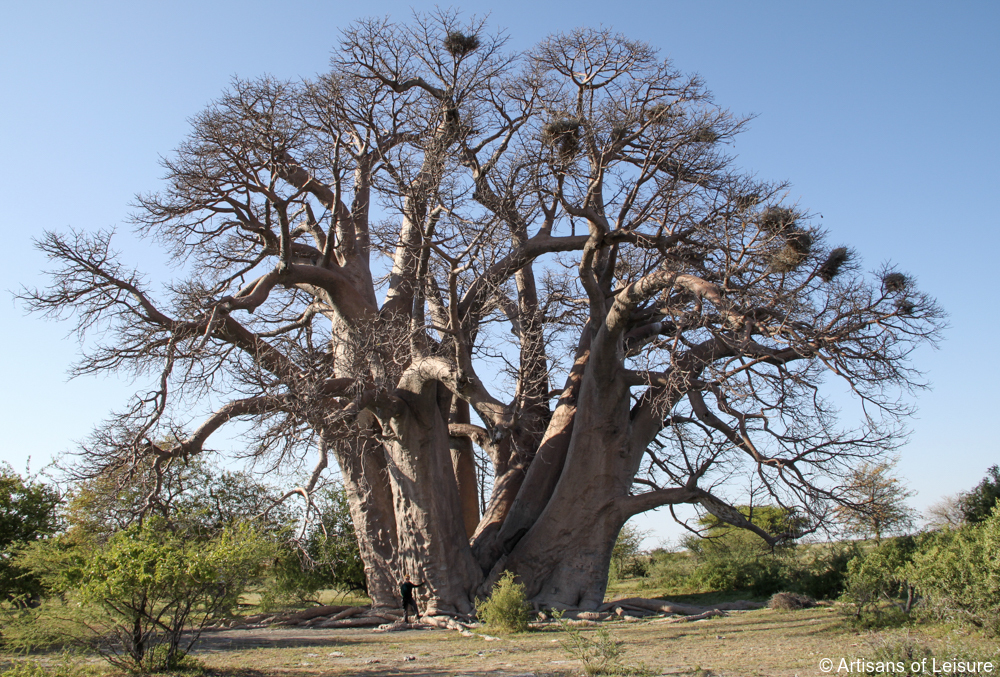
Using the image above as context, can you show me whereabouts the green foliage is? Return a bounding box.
[643,549,696,592]
[792,542,861,600]
[697,504,807,537]
[958,465,1000,525]
[835,509,1000,636]
[475,571,529,634]
[64,461,364,609]
[258,484,365,609]
[841,535,921,628]
[0,464,62,603]
[554,611,650,676]
[63,460,292,542]
[609,523,648,581]
[9,519,267,672]
[908,506,1000,635]
[686,530,792,596]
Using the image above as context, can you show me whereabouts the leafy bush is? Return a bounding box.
[686,530,794,596]
[609,523,649,581]
[791,542,860,600]
[0,465,62,604]
[908,506,1000,635]
[9,519,267,672]
[475,571,529,634]
[958,465,1000,525]
[609,524,649,581]
[840,536,920,628]
[643,549,696,592]
[258,484,365,609]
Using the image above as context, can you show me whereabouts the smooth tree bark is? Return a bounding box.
[22,13,944,612]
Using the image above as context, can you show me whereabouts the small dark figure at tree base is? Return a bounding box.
[401,575,424,623]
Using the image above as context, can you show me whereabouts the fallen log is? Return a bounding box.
[332,606,367,621]
[560,610,611,621]
[314,616,386,629]
[598,597,764,615]
[653,609,727,623]
[276,604,355,625]
[371,621,426,633]
[422,615,468,632]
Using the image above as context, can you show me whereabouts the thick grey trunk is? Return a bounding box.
[380,373,483,615]
[476,333,593,564]
[505,351,636,609]
[331,424,400,607]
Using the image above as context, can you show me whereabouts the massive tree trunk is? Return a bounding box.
[329,426,400,608]
[377,369,483,615]
[503,332,637,608]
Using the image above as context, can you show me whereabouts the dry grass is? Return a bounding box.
[5,604,996,676]
[185,607,859,676]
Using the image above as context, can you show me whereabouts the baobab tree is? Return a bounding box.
[22,13,943,613]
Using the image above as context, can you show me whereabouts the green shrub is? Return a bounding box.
[908,506,1000,635]
[958,465,1000,525]
[686,530,795,596]
[840,536,920,628]
[792,542,860,600]
[258,485,365,609]
[644,549,696,592]
[609,523,648,582]
[475,571,529,634]
[0,464,62,604]
[9,519,267,672]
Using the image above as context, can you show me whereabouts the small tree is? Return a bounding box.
[958,465,1000,525]
[16,518,267,672]
[261,484,365,607]
[609,522,649,580]
[0,464,62,604]
[835,460,916,543]
[841,535,920,626]
[924,494,965,529]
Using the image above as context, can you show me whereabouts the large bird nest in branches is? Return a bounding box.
[542,117,583,162]
[882,272,910,293]
[444,32,480,57]
[818,247,850,282]
[759,206,799,234]
[769,228,812,273]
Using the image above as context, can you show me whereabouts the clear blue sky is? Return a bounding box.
[2,1,997,545]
